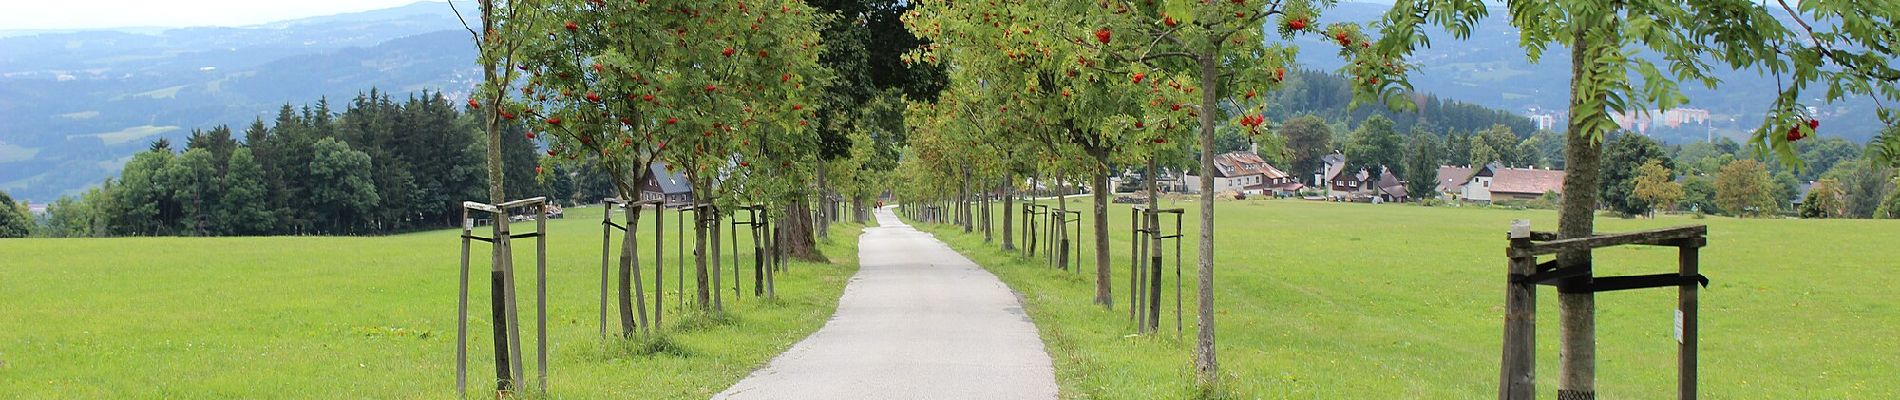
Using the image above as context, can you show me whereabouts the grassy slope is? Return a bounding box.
[0,206,866,398]
[913,198,1897,399]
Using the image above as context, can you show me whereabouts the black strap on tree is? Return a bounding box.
[1512,260,1710,293]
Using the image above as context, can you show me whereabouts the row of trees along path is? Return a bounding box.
[451,0,1896,397]
[454,0,863,396]
[896,0,1898,397]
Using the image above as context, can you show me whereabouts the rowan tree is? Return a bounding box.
[508,0,827,326]
[1374,1,1898,395]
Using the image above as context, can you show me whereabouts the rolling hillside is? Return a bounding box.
[0,2,477,202]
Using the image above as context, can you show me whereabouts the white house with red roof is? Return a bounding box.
[1184,151,1304,195]
[1456,162,1566,202]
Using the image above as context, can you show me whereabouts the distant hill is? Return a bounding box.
[0,1,477,203]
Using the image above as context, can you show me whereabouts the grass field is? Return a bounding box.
[912,198,1898,399]
[0,206,866,398]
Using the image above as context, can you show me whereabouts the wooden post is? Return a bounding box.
[763,212,776,299]
[1174,210,1183,337]
[1678,244,1699,400]
[1128,207,1139,322]
[1074,211,1084,276]
[1135,209,1149,330]
[1500,219,1536,400]
[711,205,723,312]
[598,200,614,339]
[654,202,664,330]
[731,209,742,300]
[677,207,687,309]
[455,208,472,398]
[535,203,548,393]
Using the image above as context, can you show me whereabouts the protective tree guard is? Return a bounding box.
[730,204,774,299]
[1129,206,1184,335]
[1498,221,1709,400]
[455,197,551,398]
[599,198,665,338]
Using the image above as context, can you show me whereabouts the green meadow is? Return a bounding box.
[0,206,866,398]
[913,198,1898,399]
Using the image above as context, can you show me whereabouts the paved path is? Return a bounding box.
[712,207,1058,400]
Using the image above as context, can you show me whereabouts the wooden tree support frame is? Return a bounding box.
[731,204,775,300]
[1023,204,1049,258]
[455,197,550,398]
[1499,221,1709,400]
[675,205,695,310]
[1047,209,1081,271]
[598,198,665,338]
[1128,206,1184,335]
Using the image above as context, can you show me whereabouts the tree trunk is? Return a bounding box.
[983,182,993,243]
[653,204,664,330]
[1027,170,1039,257]
[961,163,974,233]
[1556,27,1609,400]
[618,205,649,336]
[853,195,868,224]
[779,199,823,261]
[816,163,830,239]
[477,4,513,391]
[1057,176,1070,271]
[1092,149,1113,308]
[1192,53,1221,383]
[694,205,711,310]
[1002,171,1015,251]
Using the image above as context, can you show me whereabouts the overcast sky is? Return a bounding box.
[2,0,446,31]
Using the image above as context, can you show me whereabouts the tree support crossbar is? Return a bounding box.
[1498,220,1708,400]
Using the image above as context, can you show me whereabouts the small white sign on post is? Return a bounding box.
[465,218,474,230]
[1673,309,1684,344]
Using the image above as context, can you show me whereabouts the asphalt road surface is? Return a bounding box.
[711,206,1058,400]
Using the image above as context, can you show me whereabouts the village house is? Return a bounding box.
[1435,165,1474,200]
[1313,152,1372,200]
[1453,162,1566,203]
[1372,166,1408,202]
[641,162,695,208]
[1183,149,1302,195]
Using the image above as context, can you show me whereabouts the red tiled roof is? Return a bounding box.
[1213,152,1292,180]
[1486,165,1566,195]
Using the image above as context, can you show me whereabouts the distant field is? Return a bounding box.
[78,125,180,146]
[915,199,1898,399]
[0,206,865,398]
[0,142,37,163]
